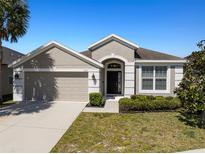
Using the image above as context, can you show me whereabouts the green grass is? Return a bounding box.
[51,112,205,153]
[0,100,16,108]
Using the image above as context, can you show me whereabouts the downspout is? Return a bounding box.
[134,48,138,95]
[0,40,3,103]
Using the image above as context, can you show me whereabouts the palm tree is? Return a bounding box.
[197,40,205,50]
[0,0,30,103]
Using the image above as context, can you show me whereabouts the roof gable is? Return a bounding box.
[9,41,103,68]
[88,34,139,51]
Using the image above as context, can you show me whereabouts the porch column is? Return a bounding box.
[124,62,135,96]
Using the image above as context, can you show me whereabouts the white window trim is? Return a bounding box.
[138,64,170,93]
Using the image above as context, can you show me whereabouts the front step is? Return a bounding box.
[105,96,124,101]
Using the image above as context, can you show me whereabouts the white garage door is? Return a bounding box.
[25,72,88,102]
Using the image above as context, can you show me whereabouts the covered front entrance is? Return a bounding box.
[107,71,122,94]
[103,59,124,96]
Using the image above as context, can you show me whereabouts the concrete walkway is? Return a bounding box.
[83,99,119,113]
[0,101,86,153]
[179,149,205,153]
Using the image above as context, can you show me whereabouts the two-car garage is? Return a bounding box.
[24,72,89,102]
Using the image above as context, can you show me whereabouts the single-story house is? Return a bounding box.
[0,47,24,101]
[9,34,186,102]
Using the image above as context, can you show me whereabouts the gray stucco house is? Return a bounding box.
[0,47,24,101]
[10,34,186,102]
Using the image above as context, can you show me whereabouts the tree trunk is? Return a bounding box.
[0,40,2,104]
[201,110,205,128]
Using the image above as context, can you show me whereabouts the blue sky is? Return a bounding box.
[3,0,205,57]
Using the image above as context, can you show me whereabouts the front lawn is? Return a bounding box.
[52,112,205,153]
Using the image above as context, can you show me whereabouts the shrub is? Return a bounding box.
[135,95,148,101]
[166,96,174,100]
[175,41,205,128]
[152,99,172,110]
[170,97,182,109]
[119,95,181,112]
[131,95,155,101]
[89,92,103,106]
[146,95,155,100]
[119,98,135,112]
[130,95,137,100]
[155,96,165,100]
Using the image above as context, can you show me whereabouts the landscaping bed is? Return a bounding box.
[0,94,15,108]
[2,94,13,102]
[119,95,181,113]
[52,112,205,153]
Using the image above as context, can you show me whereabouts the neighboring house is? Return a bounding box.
[9,34,186,102]
[1,47,24,100]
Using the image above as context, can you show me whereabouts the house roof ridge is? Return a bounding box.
[88,34,139,50]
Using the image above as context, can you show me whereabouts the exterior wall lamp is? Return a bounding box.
[14,73,20,80]
[92,73,95,80]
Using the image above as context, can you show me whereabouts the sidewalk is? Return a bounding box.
[179,149,205,153]
[83,99,119,113]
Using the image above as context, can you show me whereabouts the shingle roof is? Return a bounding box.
[80,50,92,58]
[2,46,24,64]
[136,48,184,60]
[3,46,24,56]
[81,48,184,60]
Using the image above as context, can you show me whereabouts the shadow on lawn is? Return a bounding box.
[177,110,205,129]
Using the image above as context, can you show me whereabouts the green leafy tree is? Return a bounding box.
[0,0,30,102]
[175,40,205,128]
[197,40,205,50]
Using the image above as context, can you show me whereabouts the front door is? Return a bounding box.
[107,71,122,94]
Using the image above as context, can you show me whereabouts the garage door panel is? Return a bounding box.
[55,90,88,94]
[25,72,88,102]
[56,80,87,86]
[56,92,88,95]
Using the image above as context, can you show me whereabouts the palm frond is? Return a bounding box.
[0,0,30,43]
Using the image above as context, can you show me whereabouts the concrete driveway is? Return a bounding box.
[0,101,86,152]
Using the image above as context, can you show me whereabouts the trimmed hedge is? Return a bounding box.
[89,92,104,107]
[119,95,181,112]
